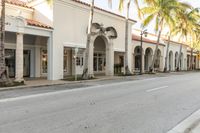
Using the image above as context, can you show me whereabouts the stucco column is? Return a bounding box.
[88,38,94,77]
[47,36,54,80]
[142,53,145,73]
[15,33,24,82]
[106,40,114,76]
[132,54,135,73]
[34,47,41,77]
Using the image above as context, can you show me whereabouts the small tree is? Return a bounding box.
[118,0,140,75]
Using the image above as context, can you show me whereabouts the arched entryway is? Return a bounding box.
[134,46,142,71]
[154,49,161,71]
[145,48,153,71]
[93,36,107,75]
[169,51,173,71]
[175,52,178,69]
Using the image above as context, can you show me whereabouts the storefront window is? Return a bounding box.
[5,49,15,77]
[41,50,48,74]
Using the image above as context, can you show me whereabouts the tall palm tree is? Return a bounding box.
[118,0,140,75]
[141,0,191,72]
[173,8,199,71]
[82,0,95,79]
[0,0,10,86]
[82,0,113,79]
[163,35,171,72]
[188,9,200,70]
[163,18,177,72]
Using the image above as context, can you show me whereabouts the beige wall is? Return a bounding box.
[4,4,33,19]
[53,0,134,79]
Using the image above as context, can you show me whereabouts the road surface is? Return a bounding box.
[0,72,200,133]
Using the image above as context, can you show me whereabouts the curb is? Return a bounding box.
[0,71,198,92]
[0,76,124,92]
[167,109,200,133]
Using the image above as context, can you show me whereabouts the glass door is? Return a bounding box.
[93,52,105,73]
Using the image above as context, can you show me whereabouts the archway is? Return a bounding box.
[93,36,107,74]
[145,48,153,71]
[134,46,142,71]
[169,51,173,71]
[154,49,161,71]
[175,52,178,69]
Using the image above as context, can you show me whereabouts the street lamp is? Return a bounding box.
[140,29,148,75]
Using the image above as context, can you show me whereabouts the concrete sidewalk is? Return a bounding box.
[168,109,200,133]
[0,71,198,92]
[0,75,124,91]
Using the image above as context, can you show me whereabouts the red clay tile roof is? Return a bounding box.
[72,0,137,23]
[132,34,165,46]
[163,39,188,47]
[6,0,33,9]
[26,19,53,29]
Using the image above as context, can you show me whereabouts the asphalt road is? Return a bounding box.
[1,72,200,133]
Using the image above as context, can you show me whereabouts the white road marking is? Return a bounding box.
[146,86,168,92]
[0,77,160,103]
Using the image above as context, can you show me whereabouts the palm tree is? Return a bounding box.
[82,0,113,79]
[189,28,200,70]
[163,18,177,72]
[0,0,11,86]
[82,0,95,79]
[141,0,191,72]
[173,8,199,71]
[163,35,171,72]
[188,9,200,70]
[118,0,140,75]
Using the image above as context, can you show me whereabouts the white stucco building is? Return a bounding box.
[2,0,200,81]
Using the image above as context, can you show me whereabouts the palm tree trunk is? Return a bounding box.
[124,0,132,75]
[164,36,170,72]
[150,19,163,72]
[176,44,183,71]
[82,0,94,79]
[0,0,9,85]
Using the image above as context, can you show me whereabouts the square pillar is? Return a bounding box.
[142,53,145,73]
[47,36,53,80]
[15,33,24,82]
[87,40,94,77]
[34,47,41,77]
[106,40,114,76]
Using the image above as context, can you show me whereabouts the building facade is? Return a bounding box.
[2,0,200,81]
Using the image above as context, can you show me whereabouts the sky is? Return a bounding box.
[81,0,200,35]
